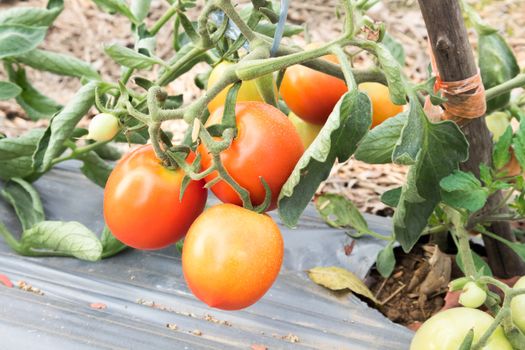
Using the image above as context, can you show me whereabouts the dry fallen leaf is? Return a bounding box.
[307,266,378,303]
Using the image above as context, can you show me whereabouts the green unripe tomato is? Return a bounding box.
[459,282,487,309]
[87,113,119,142]
[288,112,322,149]
[511,276,525,333]
[410,307,512,350]
[485,112,510,142]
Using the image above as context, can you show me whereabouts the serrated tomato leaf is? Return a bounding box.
[0,178,44,231]
[0,81,21,100]
[100,226,127,259]
[278,91,371,227]
[355,111,407,164]
[440,171,488,213]
[5,65,62,120]
[32,82,96,172]
[19,221,102,261]
[0,128,44,180]
[376,241,396,278]
[393,96,468,252]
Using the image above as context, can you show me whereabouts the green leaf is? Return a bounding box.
[382,33,405,66]
[78,151,113,187]
[316,193,370,233]
[5,65,62,120]
[91,0,138,24]
[0,128,44,180]
[15,49,100,80]
[381,187,401,207]
[375,43,406,105]
[493,126,512,170]
[393,97,469,251]
[0,3,62,27]
[19,221,102,261]
[307,266,378,303]
[0,81,21,100]
[479,33,520,112]
[479,163,492,186]
[0,25,47,59]
[100,226,127,259]
[440,171,489,212]
[0,178,44,231]
[456,248,493,277]
[105,44,163,69]
[130,0,151,23]
[355,111,407,164]
[278,91,371,226]
[376,242,396,278]
[94,143,122,161]
[32,82,97,173]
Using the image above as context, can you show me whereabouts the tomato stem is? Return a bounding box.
[485,73,525,102]
[0,221,22,254]
[215,0,257,43]
[330,45,357,91]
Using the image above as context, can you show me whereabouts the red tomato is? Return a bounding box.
[182,204,284,310]
[280,53,348,125]
[103,145,207,250]
[198,102,304,211]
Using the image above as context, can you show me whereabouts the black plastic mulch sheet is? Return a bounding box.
[0,162,413,349]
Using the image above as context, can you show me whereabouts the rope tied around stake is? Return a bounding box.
[424,43,487,125]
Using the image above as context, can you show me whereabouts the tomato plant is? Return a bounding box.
[0,0,524,341]
[104,145,207,250]
[279,52,348,125]
[182,203,283,310]
[410,308,512,350]
[198,101,304,210]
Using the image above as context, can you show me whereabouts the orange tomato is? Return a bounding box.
[280,52,348,125]
[104,145,207,250]
[207,61,265,113]
[358,82,404,128]
[198,102,304,210]
[182,204,284,310]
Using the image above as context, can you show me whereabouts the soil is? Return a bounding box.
[366,244,462,328]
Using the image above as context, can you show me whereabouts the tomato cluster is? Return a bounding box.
[102,49,405,311]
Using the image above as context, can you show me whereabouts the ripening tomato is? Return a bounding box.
[88,113,120,142]
[358,82,404,128]
[459,282,487,309]
[485,112,510,142]
[511,276,525,333]
[182,204,284,310]
[288,112,322,148]
[104,145,207,250]
[207,61,265,113]
[280,52,348,125]
[410,307,512,350]
[198,102,304,210]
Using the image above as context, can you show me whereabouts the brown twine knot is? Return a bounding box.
[424,42,487,125]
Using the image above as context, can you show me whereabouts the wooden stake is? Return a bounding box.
[418,0,525,277]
